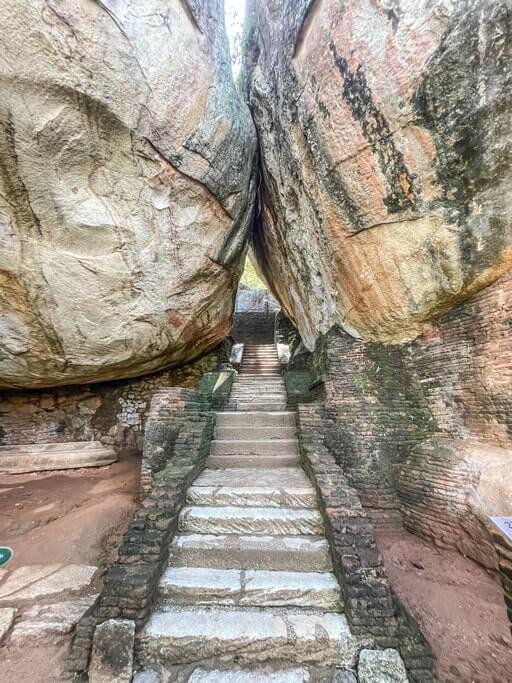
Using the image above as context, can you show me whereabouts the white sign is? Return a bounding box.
[490,517,512,541]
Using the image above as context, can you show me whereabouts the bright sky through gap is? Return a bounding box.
[224,0,246,75]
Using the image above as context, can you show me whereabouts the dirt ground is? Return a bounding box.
[375,528,512,683]
[0,454,140,682]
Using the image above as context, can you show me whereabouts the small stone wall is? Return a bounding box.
[0,345,228,452]
[297,404,435,683]
[493,527,512,636]
[68,371,233,674]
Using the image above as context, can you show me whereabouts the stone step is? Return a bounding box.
[139,606,360,668]
[187,484,316,508]
[231,382,286,396]
[240,362,280,365]
[193,467,311,487]
[231,394,285,399]
[215,412,296,427]
[158,568,342,610]
[210,440,298,456]
[0,441,117,474]
[179,506,324,536]
[207,454,298,469]
[169,534,332,571]
[239,376,282,379]
[176,667,312,682]
[233,382,285,388]
[235,374,283,380]
[226,403,289,412]
[241,359,280,364]
[229,394,288,401]
[214,426,297,440]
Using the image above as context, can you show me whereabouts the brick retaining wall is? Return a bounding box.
[68,371,233,674]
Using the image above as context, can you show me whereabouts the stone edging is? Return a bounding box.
[297,404,437,683]
[492,526,512,635]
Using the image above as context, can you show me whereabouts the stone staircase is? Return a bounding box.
[138,342,365,680]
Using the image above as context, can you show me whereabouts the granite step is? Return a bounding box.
[231,390,285,396]
[193,467,310,487]
[187,484,316,508]
[214,426,297,440]
[231,396,285,401]
[169,534,332,571]
[210,440,299,456]
[207,454,298,469]
[215,412,296,427]
[139,606,361,668]
[158,567,342,610]
[226,403,289,412]
[179,506,324,536]
[176,667,312,682]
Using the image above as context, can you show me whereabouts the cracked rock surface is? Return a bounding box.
[0,0,256,388]
[246,0,512,346]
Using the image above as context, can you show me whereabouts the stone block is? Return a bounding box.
[358,648,409,683]
[89,619,135,683]
[0,607,15,643]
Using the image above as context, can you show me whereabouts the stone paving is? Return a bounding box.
[0,562,98,646]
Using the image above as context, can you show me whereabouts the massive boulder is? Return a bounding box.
[247,0,512,347]
[0,0,256,389]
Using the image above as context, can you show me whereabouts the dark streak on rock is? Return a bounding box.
[412,0,512,282]
[329,40,417,214]
[0,111,43,238]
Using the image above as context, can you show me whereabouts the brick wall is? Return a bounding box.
[0,344,229,451]
[281,269,512,629]
[68,371,233,674]
[297,404,436,682]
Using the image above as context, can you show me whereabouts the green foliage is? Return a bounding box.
[240,256,265,289]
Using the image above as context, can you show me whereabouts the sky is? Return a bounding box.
[224,0,246,72]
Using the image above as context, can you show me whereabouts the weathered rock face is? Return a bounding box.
[247,0,512,347]
[0,0,256,389]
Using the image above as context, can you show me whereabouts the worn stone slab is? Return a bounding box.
[10,595,97,640]
[140,606,361,667]
[210,440,298,456]
[358,649,409,683]
[187,484,316,508]
[230,389,286,397]
[187,668,309,682]
[179,506,323,536]
[0,564,96,602]
[215,426,297,440]
[89,619,135,683]
[0,607,15,643]
[159,567,341,610]
[0,441,117,474]
[208,454,298,469]
[215,412,296,427]
[170,534,332,572]
[194,467,310,487]
[227,403,289,412]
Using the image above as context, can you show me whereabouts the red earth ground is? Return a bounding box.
[375,528,512,683]
[0,454,140,682]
